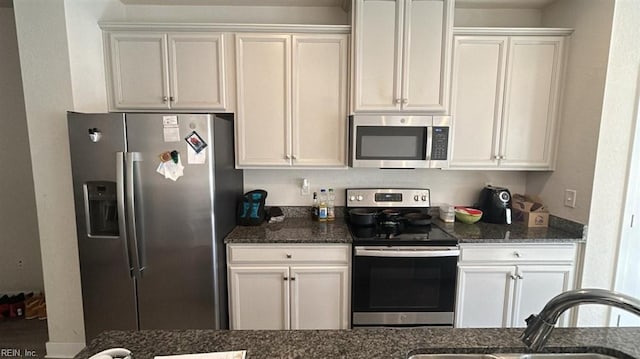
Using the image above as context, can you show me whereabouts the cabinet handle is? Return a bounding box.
[292,155,297,160]
[290,277,296,281]
[285,154,291,160]
[283,276,288,281]
[510,274,517,280]
[162,96,168,103]
[402,98,408,104]
[394,98,401,104]
[513,251,521,258]
[169,96,174,102]
[286,254,292,259]
[516,274,524,280]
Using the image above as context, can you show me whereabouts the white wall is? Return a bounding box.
[527,1,614,224]
[13,0,86,357]
[65,0,125,112]
[244,169,526,207]
[121,4,348,24]
[454,7,542,27]
[0,6,43,294]
[576,0,640,326]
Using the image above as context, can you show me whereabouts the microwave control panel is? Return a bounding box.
[431,127,449,161]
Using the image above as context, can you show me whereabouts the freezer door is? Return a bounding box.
[67,112,138,341]
[125,113,217,330]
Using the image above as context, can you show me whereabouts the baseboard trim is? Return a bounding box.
[45,341,86,359]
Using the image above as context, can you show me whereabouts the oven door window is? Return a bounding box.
[352,255,457,312]
[355,126,427,160]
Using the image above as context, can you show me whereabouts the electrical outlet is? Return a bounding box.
[564,189,577,208]
[300,178,310,196]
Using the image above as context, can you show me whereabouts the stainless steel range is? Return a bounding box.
[346,188,459,327]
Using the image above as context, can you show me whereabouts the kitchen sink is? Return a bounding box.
[408,354,619,359]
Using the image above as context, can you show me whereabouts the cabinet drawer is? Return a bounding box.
[460,244,575,263]
[228,244,350,264]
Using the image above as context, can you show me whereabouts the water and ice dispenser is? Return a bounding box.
[84,181,119,237]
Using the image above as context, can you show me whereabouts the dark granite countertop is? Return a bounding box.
[224,217,352,244]
[224,207,584,244]
[435,218,584,244]
[75,327,640,359]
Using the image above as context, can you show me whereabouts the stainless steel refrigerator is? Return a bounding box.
[67,112,243,341]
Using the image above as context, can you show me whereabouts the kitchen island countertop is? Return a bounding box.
[75,327,640,359]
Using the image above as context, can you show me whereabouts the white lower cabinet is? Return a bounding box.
[455,244,576,328]
[227,244,350,330]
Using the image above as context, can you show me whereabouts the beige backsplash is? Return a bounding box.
[243,168,527,207]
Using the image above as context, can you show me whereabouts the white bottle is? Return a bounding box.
[327,188,336,221]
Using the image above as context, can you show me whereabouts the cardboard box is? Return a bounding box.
[512,194,549,227]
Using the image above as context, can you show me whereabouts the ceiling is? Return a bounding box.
[120,0,556,9]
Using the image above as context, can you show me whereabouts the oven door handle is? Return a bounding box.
[355,247,460,258]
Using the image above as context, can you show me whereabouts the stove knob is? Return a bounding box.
[414,195,420,201]
[357,195,364,201]
[349,195,356,202]
[421,195,427,201]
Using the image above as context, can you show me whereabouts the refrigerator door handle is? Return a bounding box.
[125,152,145,277]
[117,152,135,277]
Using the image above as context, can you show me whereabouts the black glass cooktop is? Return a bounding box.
[346,210,458,246]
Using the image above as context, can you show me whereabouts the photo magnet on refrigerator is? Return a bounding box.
[185,131,207,154]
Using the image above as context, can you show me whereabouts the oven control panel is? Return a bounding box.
[346,188,431,207]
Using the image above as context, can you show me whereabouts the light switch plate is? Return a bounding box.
[564,189,577,208]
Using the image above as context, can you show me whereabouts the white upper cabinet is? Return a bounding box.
[235,34,291,167]
[106,31,227,111]
[449,36,507,168]
[449,31,569,170]
[235,33,349,168]
[353,0,453,113]
[168,33,226,109]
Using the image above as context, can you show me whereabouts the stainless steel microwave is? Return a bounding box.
[349,115,451,169]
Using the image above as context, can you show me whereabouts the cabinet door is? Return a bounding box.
[455,265,515,328]
[511,264,573,328]
[402,0,451,112]
[168,33,226,110]
[500,36,564,169]
[235,34,291,166]
[228,266,290,329]
[290,266,350,329]
[354,0,402,111]
[108,32,169,109]
[449,36,508,169]
[292,35,348,167]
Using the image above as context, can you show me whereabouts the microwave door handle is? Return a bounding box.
[355,247,460,258]
[426,126,433,162]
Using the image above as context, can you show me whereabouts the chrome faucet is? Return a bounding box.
[521,288,640,351]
